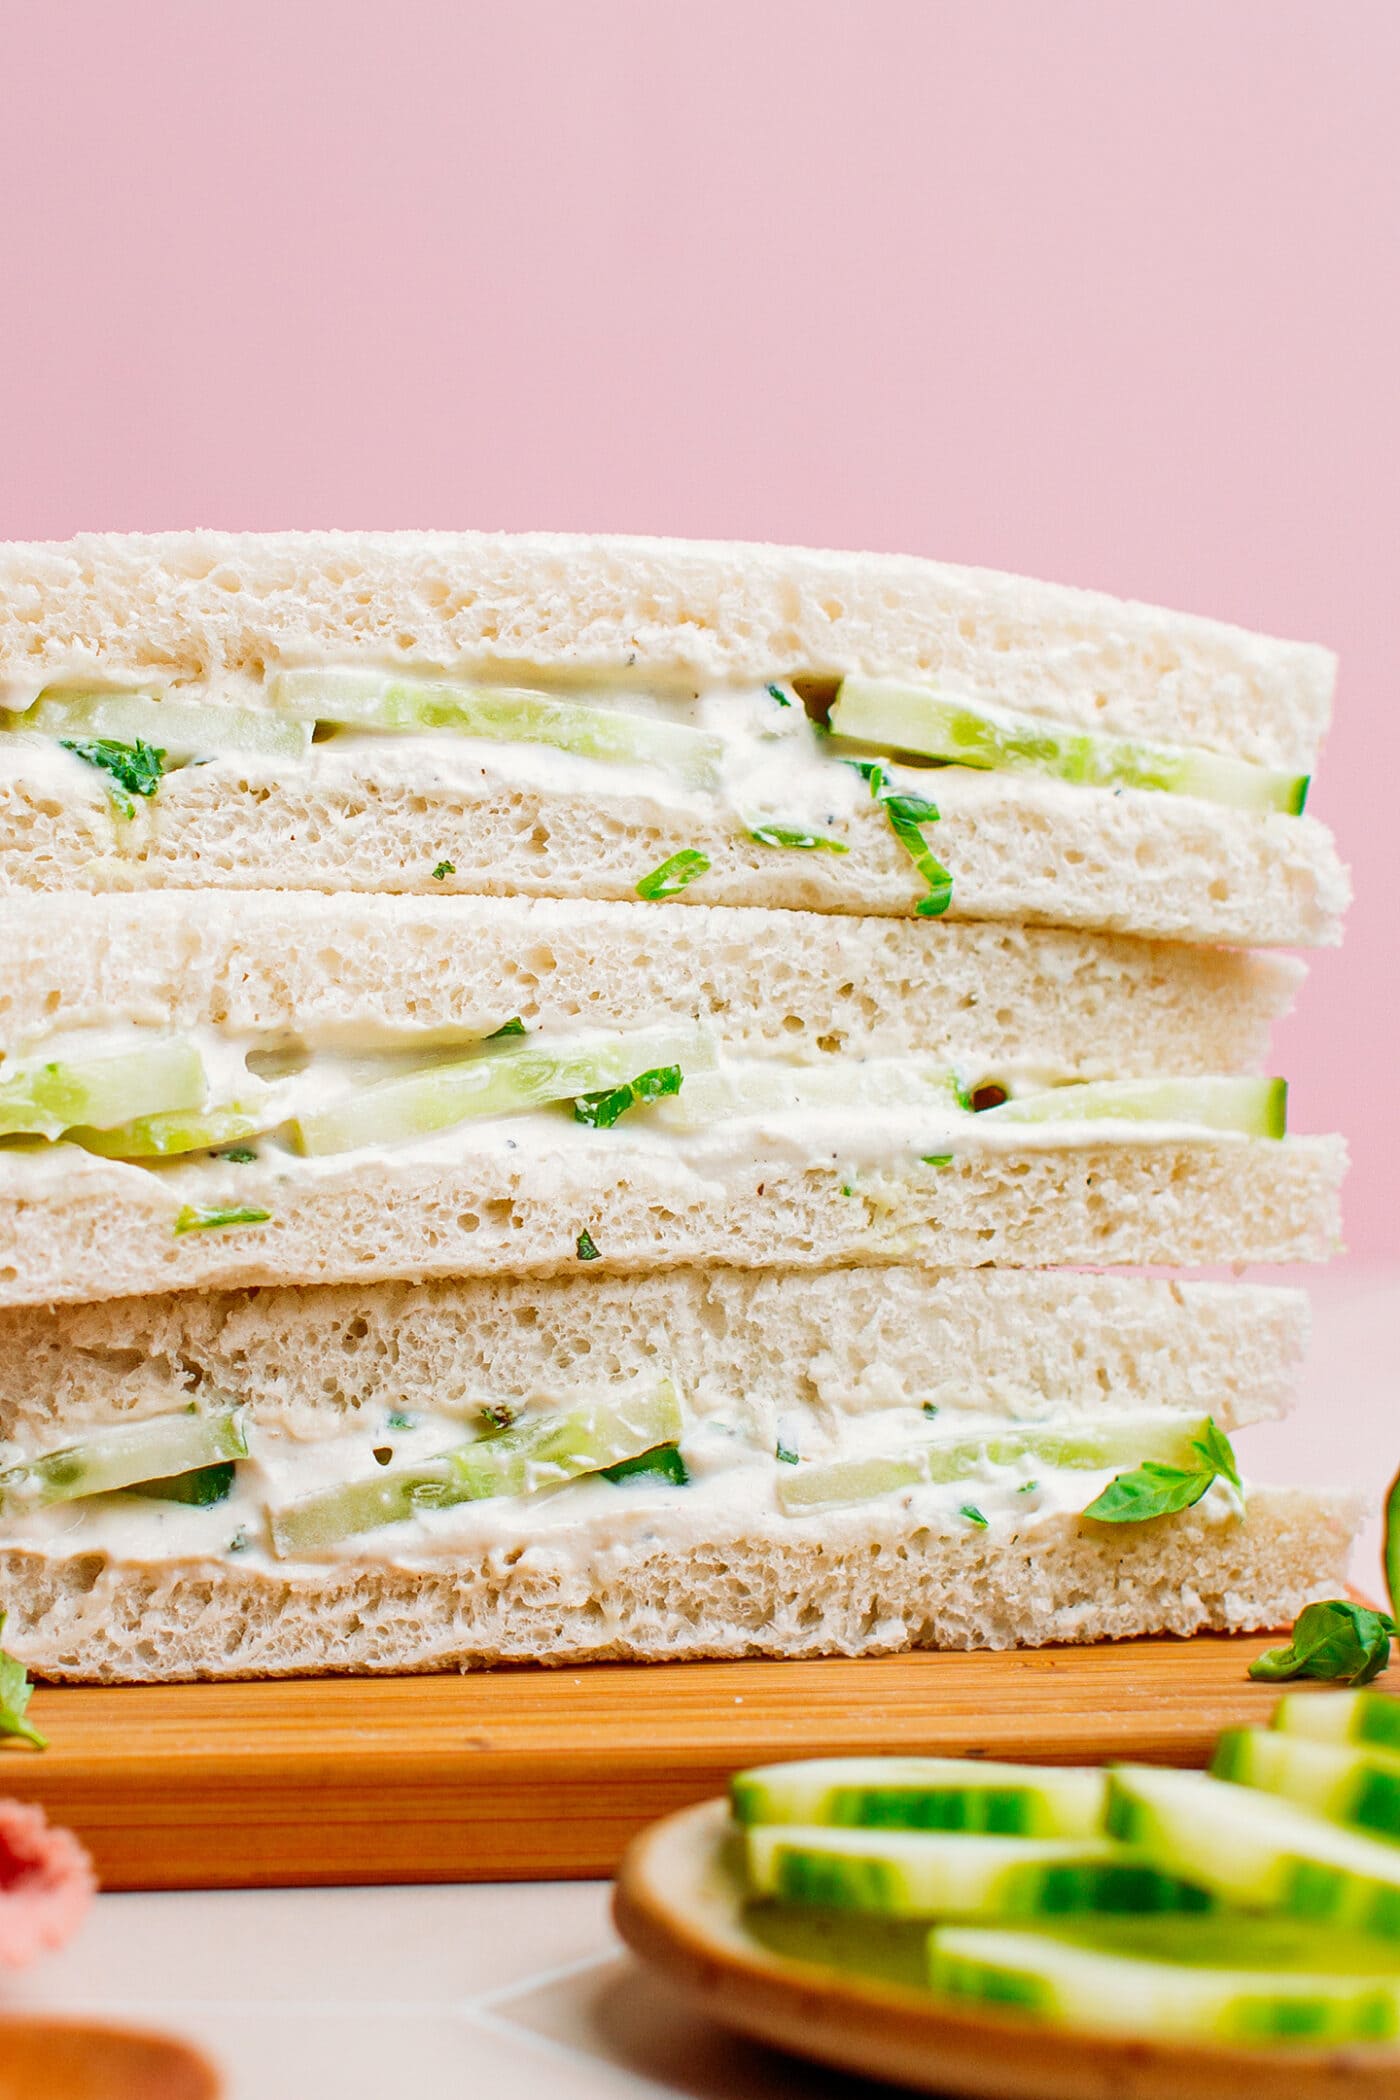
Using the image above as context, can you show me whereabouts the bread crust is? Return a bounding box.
[0,530,1333,767]
[0,889,1303,1072]
[0,1486,1359,1682]
[0,758,1348,946]
[0,1267,1309,1447]
[0,1134,1345,1307]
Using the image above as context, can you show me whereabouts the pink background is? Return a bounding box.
[0,2,1395,1255]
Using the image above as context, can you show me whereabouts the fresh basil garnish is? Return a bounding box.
[61,736,166,819]
[1249,1601,1397,1687]
[846,758,953,917]
[1082,1420,1241,1525]
[0,1613,45,1750]
[573,1065,683,1129]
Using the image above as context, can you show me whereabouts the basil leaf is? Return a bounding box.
[1082,1459,1214,1524]
[1191,1419,1242,1491]
[1385,1462,1400,1624]
[61,736,166,819]
[636,850,711,900]
[576,1228,601,1262]
[573,1064,683,1129]
[960,1504,990,1528]
[485,1018,528,1040]
[0,1614,46,1750]
[1249,1600,1397,1686]
[431,860,455,881]
[765,683,793,709]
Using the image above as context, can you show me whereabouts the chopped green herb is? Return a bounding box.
[573,1064,683,1129]
[840,1183,855,1197]
[218,1148,258,1164]
[846,758,953,916]
[748,824,849,854]
[1249,1601,1397,1687]
[1018,1480,1040,1495]
[765,683,793,708]
[173,1204,273,1236]
[635,849,711,901]
[431,860,456,881]
[921,1401,940,1418]
[1082,1418,1241,1524]
[576,1228,601,1262]
[0,1613,45,1750]
[960,1504,989,1528]
[386,1411,415,1431]
[921,1154,954,1168]
[477,1402,522,1432]
[600,1442,691,1486]
[485,1017,528,1040]
[61,736,167,818]
[776,1437,799,1466]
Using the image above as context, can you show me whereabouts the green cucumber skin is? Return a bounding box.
[132,1461,237,1506]
[829,678,1310,816]
[982,1075,1287,1140]
[927,1927,1400,2044]
[730,1758,1105,1838]
[0,1409,247,1512]
[270,1381,684,1556]
[746,1827,1211,1922]
[1108,1768,1400,1937]
[1274,1690,1400,1754]
[1214,1728,1400,1846]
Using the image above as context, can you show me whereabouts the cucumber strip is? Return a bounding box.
[731,1756,1105,1836]
[927,1920,1400,2043]
[829,677,1311,816]
[1213,1728,1400,1845]
[982,1076,1286,1138]
[650,1060,964,1134]
[744,1826,1213,1921]
[0,1039,206,1140]
[777,1413,1211,1517]
[269,1379,683,1556]
[131,1461,238,1506]
[268,669,724,789]
[1108,1765,1400,1933]
[18,693,312,760]
[290,1025,715,1156]
[67,1101,275,1159]
[0,1409,247,1513]
[1273,1690,1400,1755]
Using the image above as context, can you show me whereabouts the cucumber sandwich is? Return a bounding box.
[0,534,1353,1684]
[0,533,1347,944]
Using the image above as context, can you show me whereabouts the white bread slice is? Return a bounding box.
[0,1486,1359,1681]
[0,531,1333,767]
[0,1269,1308,1449]
[0,890,1303,1075]
[0,758,1348,947]
[0,1134,1345,1307]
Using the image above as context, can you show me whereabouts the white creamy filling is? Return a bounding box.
[0,1405,1243,1572]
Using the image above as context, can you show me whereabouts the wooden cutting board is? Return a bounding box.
[0,1631,1314,1891]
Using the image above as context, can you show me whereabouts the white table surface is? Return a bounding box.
[2,1266,1395,2099]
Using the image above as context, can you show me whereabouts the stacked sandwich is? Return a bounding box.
[0,534,1356,1681]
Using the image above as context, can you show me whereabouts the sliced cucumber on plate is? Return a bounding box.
[731,1755,1105,1837]
[1213,1727,1400,1847]
[927,1916,1400,2043]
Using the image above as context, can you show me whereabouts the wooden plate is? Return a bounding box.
[0,2018,219,2100]
[614,1799,1400,2100]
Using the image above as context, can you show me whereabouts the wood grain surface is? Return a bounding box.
[615,1799,1400,2100]
[0,1630,1321,1891]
